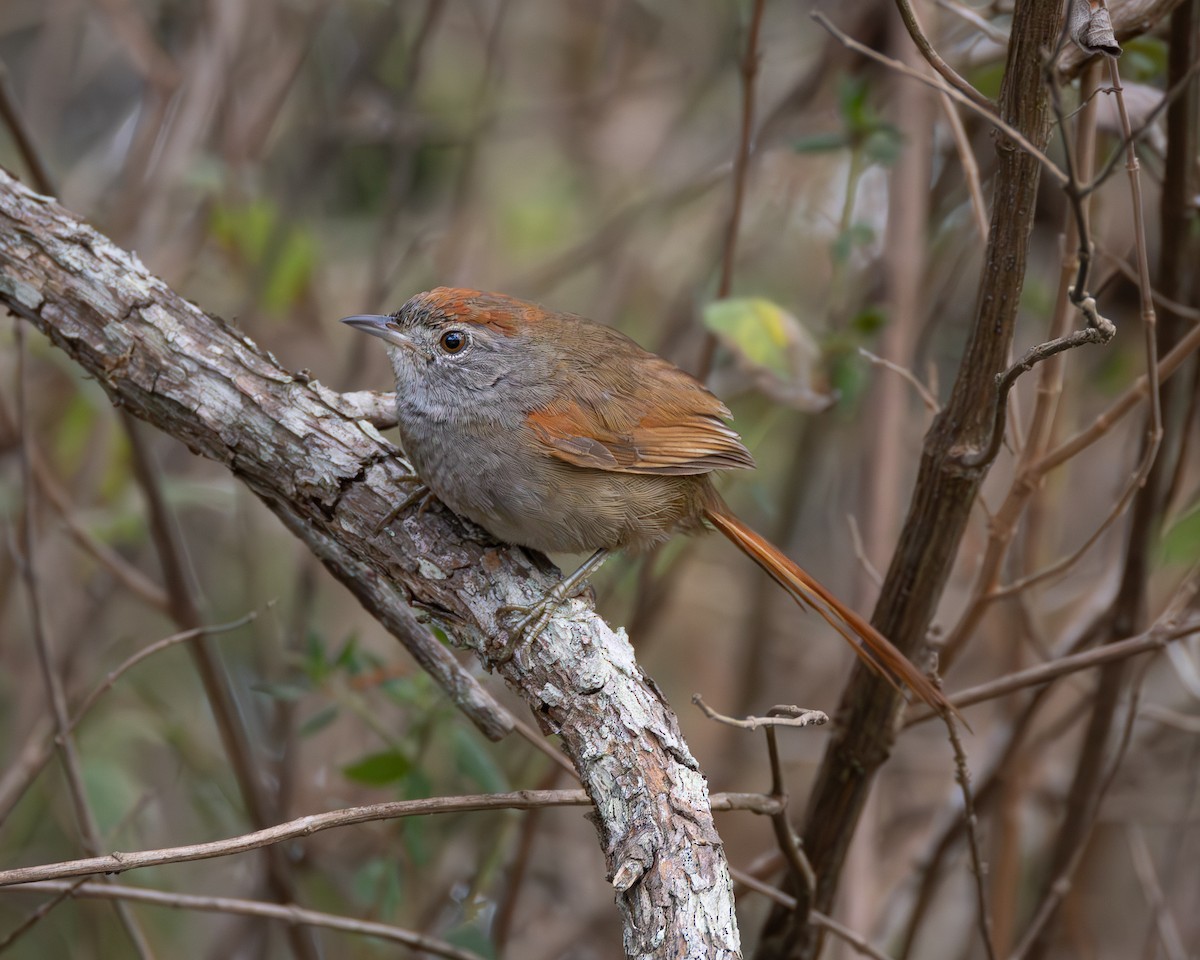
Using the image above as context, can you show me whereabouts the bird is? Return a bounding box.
[343,287,953,716]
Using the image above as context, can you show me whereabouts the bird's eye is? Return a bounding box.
[439,330,467,354]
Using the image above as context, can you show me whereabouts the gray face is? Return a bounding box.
[341,295,553,425]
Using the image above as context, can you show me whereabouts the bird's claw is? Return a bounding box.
[488,598,560,666]
[373,477,434,535]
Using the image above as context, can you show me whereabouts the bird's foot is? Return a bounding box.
[490,596,564,666]
[373,476,434,535]
[487,549,611,667]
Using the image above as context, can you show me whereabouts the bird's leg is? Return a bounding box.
[492,548,610,665]
[373,474,435,535]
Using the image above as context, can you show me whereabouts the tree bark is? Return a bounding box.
[0,170,740,960]
[756,2,1064,956]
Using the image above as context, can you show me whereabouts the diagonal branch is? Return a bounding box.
[0,170,739,960]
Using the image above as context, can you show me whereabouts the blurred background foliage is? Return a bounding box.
[0,1,1198,958]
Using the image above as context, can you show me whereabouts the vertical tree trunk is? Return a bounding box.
[756,2,1064,955]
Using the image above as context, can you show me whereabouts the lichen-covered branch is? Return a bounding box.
[0,170,739,960]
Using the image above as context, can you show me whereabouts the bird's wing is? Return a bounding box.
[526,355,755,476]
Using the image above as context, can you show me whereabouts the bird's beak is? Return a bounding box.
[340,315,418,354]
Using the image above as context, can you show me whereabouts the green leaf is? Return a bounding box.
[334,633,362,674]
[831,222,875,263]
[262,229,316,313]
[444,923,496,959]
[342,749,412,786]
[453,726,509,794]
[52,393,97,476]
[968,59,1006,101]
[299,704,339,737]
[850,305,888,336]
[862,126,903,166]
[702,297,832,410]
[1161,505,1200,566]
[837,75,872,132]
[303,629,331,682]
[251,681,310,702]
[352,857,404,918]
[704,298,801,381]
[792,132,850,154]
[829,348,867,404]
[208,198,316,313]
[1123,36,1168,83]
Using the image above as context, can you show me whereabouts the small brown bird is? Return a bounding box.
[343,287,951,714]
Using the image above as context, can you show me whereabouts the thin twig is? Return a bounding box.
[12,323,153,957]
[1083,57,1200,197]
[0,877,90,952]
[0,792,593,887]
[693,697,822,900]
[935,0,1009,44]
[1108,54,1163,468]
[0,391,170,612]
[2,881,486,960]
[989,56,1167,590]
[1097,246,1200,321]
[814,12,1068,186]
[0,717,52,826]
[808,910,896,960]
[508,717,579,778]
[71,613,259,737]
[907,620,1199,726]
[892,0,991,108]
[858,347,941,413]
[987,466,1146,599]
[948,722,998,960]
[1007,652,1152,959]
[0,59,55,194]
[763,707,819,897]
[958,322,1115,469]
[846,514,884,589]
[730,865,796,908]
[0,613,259,826]
[1032,318,1200,477]
[692,695,828,731]
[957,51,1114,471]
[0,788,779,887]
[719,0,765,300]
[1126,825,1187,960]
[728,868,896,960]
[121,412,320,959]
[696,0,766,380]
[491,764,564,953]
[938,90,989,242]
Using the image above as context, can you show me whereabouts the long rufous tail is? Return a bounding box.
[704,500,957,718]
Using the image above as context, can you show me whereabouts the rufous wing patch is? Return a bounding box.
[528,395,755,476]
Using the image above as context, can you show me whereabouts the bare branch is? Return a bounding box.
[12,320,153,957]
[908,620,1200,725]
[858,347,941,413]
[0,613,259,825]
[692,695,828,731]
[813,12,1068,186]
[948,722,998,960]
[0,170,740,957]
[0,788,780,888]
[697,0,767,380]
[3,881,487,960]
[892,0,992,109]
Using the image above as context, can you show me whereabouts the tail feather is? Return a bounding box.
[704,502,958,720]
